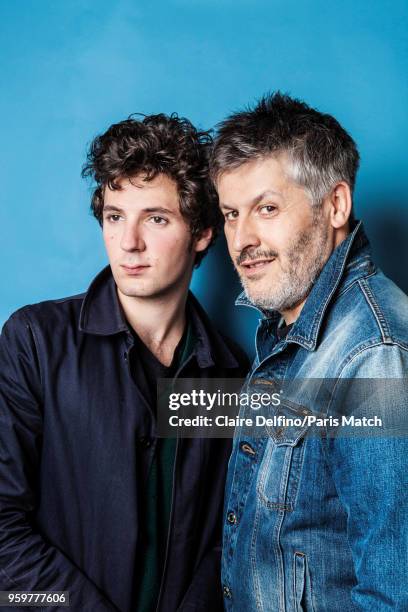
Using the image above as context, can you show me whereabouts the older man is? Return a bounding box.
[210,93,408,611]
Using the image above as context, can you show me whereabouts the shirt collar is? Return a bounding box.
[187,292,240,368]
[236,221,372,351]
[79,266,239,368]
[79,266,128,336]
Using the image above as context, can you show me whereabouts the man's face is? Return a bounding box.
[217,155,333,318]
[103,174,209,302]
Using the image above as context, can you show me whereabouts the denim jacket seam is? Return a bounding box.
[249,499,264,610]
[323,341,386,430]
[389,341,408,351]
[344,254,371,271]
[334,266,376,300]
[308,224,364,342]
[334,278,360,301]
[309,258,346,346]
[324,341,408,431]
[358,278,393,342]
[223,439,243,533]
[332,340,387,383]
[254,320,264,366]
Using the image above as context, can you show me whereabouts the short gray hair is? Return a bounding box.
[210,92,360,208]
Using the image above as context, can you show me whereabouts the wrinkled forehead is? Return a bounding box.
[217,154,306,210]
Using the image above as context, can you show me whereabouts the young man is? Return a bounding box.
[0,114,247,611]
[210,94,408,610]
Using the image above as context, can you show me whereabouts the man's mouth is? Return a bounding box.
[240,258,275,272]
[120,264,150,275]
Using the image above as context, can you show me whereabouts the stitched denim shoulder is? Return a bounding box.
[358,270,408,349]
[310,270,408,379]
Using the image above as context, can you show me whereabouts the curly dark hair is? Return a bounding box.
[210,92,359,212]
[82,113,221,266]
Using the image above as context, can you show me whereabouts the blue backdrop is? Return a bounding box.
[1,0,407,356]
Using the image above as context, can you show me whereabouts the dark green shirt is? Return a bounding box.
[132,321,196,612]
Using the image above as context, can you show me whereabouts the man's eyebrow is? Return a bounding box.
[102,205,177,215]
[219,203,236,211]
[103,204,125,214]
[142,207,177,215]
[220,190,283,211]
[252,190,283,205]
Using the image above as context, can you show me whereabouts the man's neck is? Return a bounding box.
[281,300,306,325]
[118,289,189,366]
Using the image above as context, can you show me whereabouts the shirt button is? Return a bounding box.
[227,511,237,525]
[138,437,152,449]
[223,585,232,598]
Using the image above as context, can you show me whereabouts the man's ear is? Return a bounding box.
[327,182,352,229]
[194,227,213,253]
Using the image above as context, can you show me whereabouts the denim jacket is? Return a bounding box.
[222,222,408,611]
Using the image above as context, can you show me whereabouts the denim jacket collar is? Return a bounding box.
[236,221,373,351]
[79,265,239,368]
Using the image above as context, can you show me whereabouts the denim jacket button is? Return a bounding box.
[227,511,237,525]
[223,585,232,598]
[240,442,256,456]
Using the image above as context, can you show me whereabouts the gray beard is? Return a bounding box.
[239,219,330,313]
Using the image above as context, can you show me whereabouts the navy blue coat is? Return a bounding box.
[0,267,248,611]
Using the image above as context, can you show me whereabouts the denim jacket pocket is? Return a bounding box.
[257,401,308,511]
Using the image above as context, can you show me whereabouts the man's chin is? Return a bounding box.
[117,281,177,301]
[116,281,151,299]
[240,278,273,306]
[244,284,312,314]
[242,286,271,310]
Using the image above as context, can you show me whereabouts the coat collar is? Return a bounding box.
[79,266,239,368]
[79,266,128,336]
[236,221,373,351]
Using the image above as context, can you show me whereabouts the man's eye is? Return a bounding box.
[259,205,277,215]
[225,211,238,221]
[149,216,168,225]
[106,214,121,222]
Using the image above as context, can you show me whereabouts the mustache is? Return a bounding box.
[236,248,278,266]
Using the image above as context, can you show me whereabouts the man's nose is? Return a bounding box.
[230,217,260,254]
[120,222,146,252]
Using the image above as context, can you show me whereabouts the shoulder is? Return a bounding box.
[322,269,408,377]
[327,269,408,351]
[2,292,85,339]
[357,270,408,347]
